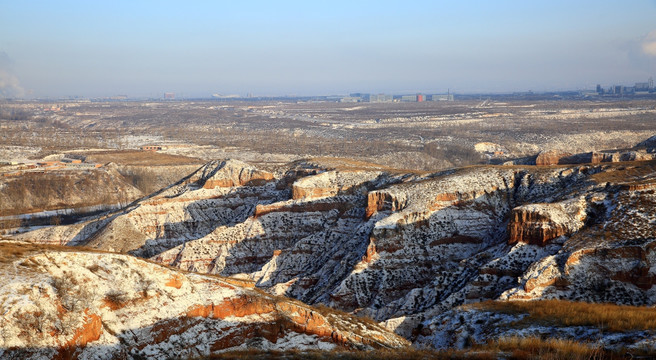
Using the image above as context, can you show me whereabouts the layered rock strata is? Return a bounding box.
[0,242,408,359]
[507,198,587,246]
[11,156,656,348]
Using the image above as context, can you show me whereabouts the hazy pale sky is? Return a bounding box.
[1,0,656,98]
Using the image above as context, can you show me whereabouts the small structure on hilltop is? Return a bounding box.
[140,145,165,151]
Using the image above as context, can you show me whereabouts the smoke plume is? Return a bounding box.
[0,51,25,98]
[642,30,656,57]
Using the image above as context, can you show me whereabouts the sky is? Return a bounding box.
[1,0,656,98]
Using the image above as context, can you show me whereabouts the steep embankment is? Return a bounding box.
[0,241,408,359]
[0,150,205,232]
[0,166,142,218]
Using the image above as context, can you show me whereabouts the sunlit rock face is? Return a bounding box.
[507,198,587,246]
[0,243,408,359]
[535,150,574,165]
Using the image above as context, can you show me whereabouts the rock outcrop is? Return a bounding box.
[533,148,654,166]
[365,190,407,218]
[500,188,656,303]
[291,170,384,200]
[14,160,286,256]
[535,150,574,165]
[507,198,587,246]
[198,159,274,188]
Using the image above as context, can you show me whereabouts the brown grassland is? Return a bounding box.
[84,150,204,166]
[472,299,656,332]
[590,160,656,186]
[200,338,620,360]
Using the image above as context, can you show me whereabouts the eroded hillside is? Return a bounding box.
[11,141,656,351]
[0,242,408,359]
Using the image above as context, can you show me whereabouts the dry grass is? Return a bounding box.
[590,160,656,185]
[306,157,428,175]
[473,299,656,332]
[0,240,124,265]
[198,336,649,359]
[85,150,204,166]
[487,336,608,360]
[198,342,630,360]
[0,241,39,263]
[201,348,486,360]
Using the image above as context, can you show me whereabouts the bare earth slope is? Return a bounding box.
[0,166,143,217]
[0,242,408,359]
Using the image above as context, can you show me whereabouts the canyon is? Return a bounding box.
[7,138,656,355]
[3,99,656,357]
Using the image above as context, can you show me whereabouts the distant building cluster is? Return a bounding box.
[140,145,166,151]
[339,92,454,103]
[596,78,654,95]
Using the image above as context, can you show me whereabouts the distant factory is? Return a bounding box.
[340,91,454,103]
[596,78,654,96]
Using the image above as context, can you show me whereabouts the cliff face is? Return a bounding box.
[535,150,574,165]
[291,170,386,200]
[11,156,656,348]
[500,188,656,303]
[533,149,654,166]
[325,166,604,323]
[198,159,274,188]
[0,242,408,359]
[507,198,587,246]
[365,190,407,218]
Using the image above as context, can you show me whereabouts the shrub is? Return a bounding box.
[51,271,91,313]
[104,290,129,310]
